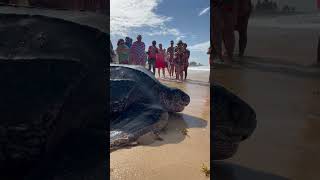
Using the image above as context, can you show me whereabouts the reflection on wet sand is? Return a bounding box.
[214,57,320,179]
[111,77,210,180]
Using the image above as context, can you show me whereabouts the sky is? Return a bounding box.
[110,0,210,65]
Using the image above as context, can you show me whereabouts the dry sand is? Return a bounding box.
[110,70,210,180]
[213,14,320,180]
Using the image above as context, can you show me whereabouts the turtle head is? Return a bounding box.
[160,88,190,112]
[212,84,257,160]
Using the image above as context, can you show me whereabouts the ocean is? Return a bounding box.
[188,65,210,71]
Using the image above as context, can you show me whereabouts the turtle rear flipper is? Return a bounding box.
[110,103,168,150]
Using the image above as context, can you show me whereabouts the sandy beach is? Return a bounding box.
[110,69,211,180]
[213,14,320,180]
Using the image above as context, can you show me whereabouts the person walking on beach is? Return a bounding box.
[116,39,130,64]
[156,43,166,78]
[183,43,190,80]
[130,35,147,66]
[148,40,158,74]
[167,40,175,78]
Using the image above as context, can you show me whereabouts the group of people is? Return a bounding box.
[112,35,190,81]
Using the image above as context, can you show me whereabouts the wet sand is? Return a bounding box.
[241,14,320,66]
[110,70,210,180]
[214,14,320,180]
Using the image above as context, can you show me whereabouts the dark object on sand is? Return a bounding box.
[212,84,257,160]
[0,14,107,178]
[109,64,190,150]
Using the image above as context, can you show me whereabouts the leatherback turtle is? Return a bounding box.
[110,64,190,150]
[212,84,257,160]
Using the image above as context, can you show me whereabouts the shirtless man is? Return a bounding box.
[167,40,175,78]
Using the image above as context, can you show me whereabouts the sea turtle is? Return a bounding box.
[212,84,257,160]
[109,64,190,150]
[0,13,107,179]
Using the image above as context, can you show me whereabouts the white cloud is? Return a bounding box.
[110,0,181,37]
[198,7,210,16]
[189,41,210,52]
[175,35,186,42]
[146,26,181,36]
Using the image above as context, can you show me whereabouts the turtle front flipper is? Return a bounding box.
[110,103,168,150]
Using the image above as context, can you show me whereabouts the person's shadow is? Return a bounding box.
[213,161,290,180]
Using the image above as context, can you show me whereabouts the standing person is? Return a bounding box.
[130,35,147,66]
[125,37,133,48]
[211,0,237,63]
[235,0,252,57]
[167,40,175,78]
[156,43,166,78]
[207,46,214,83]
[183,43,190,80]
[175,41,184,81]
[110,39,116,63]
[148,40,158,74]
[116,39,130,64]
[164,48,170,77]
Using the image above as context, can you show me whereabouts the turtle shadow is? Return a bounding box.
[142,113,208,147]
[213,161,290,180]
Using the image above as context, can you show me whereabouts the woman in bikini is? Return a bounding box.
[155,43,166,78]
[182,43,190,80]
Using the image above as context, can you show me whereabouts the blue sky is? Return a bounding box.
[110,0,210,65]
